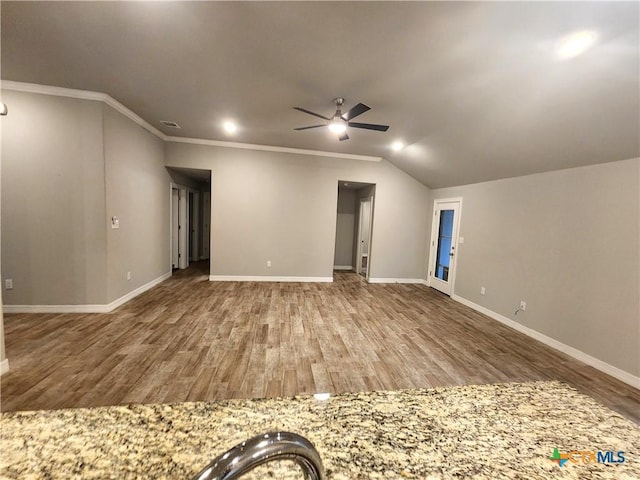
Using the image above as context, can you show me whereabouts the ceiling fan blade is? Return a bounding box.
[343,103,371,120]
[338,132,349,141]
[294,125,326,131]
[348,122,390,132]
[293,107,331,121]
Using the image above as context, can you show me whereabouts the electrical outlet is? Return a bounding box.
[480,286,486,295]
[126,271,131,281]
[5,279,13,290]
[266,260,272,267]
[520,301,527,311]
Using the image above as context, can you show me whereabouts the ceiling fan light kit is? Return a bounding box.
[328,120,347,134]
[293,97,389,141]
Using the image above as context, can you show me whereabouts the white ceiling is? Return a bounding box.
[2,1,638,188]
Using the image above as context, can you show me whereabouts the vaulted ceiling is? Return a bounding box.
[2,1,638,188]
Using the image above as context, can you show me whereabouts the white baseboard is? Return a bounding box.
[3,271,172,314]
[368,278,428,285]
[333,265,354,271]
[106,271,172,311]
[451,294,640,389]
[0,359,9,376]
[3,304,109,314]
[209,275,333,283]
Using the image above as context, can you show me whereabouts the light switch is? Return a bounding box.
[459,237,464,244]
[111,216,120,229]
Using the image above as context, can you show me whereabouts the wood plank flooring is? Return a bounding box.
[2,261,639,422]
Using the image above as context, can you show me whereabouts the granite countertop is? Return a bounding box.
[1,381,639,479]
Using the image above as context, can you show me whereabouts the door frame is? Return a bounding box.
[356,195,374,281]
[427,197,463,295]
[169,183,189,271]
[171,187,180,269]
[180,187,189,268]
[201,191,211,260]
[189,190,200,262]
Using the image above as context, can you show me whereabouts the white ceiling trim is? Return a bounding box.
[1,80,381,163]
[1,80,166,138]
[164,136,381,162]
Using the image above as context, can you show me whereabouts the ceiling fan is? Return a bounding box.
[293,97,389,141]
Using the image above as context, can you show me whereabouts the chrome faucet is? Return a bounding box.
[191,432,325,480]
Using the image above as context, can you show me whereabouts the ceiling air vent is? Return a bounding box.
[160,120,181,128]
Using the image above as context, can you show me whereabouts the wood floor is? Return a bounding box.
[2,262,638,422]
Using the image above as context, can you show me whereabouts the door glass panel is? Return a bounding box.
[435,209,454,281]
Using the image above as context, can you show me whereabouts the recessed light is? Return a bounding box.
[222,120,238,134]
[556,30,597,59]
[391,141,404,152]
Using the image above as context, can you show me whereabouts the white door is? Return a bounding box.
[179,188,189,269]
[357,197,373,277]
[428,199,462,295]
[190,191,200,261]
[202,192,211,259]
[171,188,180,269]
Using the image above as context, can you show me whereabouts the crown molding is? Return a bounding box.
[2,80,382,162]
[2,80,105,102]
[165,136,381,162]
[1,80,166,139]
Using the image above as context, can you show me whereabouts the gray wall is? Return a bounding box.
[0,90,171,306]
[103,105,170,302]
[334,187,357,268]
[432,158,640,377]
[165,142,431,280]
[1,90,107,304]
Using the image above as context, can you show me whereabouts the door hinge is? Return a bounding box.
[178,254,181,258]
[178,225,181,230]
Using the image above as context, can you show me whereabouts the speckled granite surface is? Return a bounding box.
[1,381,638,479]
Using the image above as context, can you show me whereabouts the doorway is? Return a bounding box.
[333,181,376,280]
[167,167,212,274]
[428,198,462,296]
[171,186,188,270]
